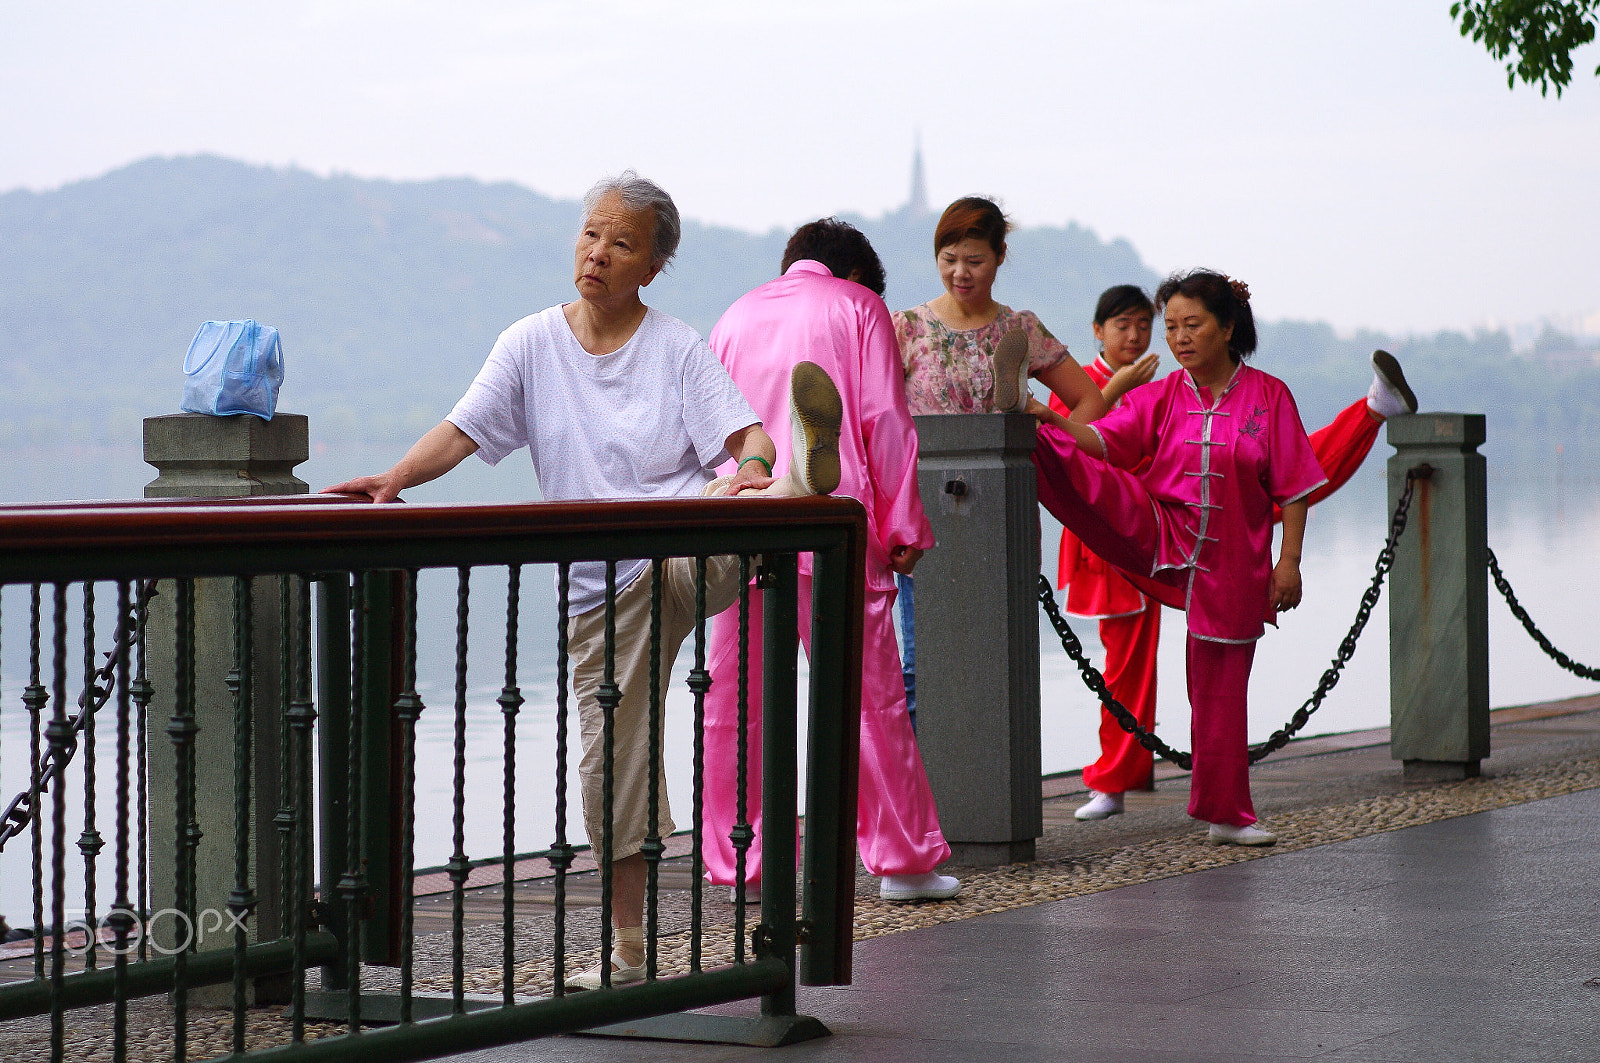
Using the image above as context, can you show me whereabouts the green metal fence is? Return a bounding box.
[0,494,867,1060]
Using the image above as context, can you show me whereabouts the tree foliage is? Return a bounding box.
[1451,0,1599,96]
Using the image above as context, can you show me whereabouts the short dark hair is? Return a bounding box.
[933,196,1010,260]
[1155,269,1258,361]
[781,218,887,296]
[1094,285,1154,326]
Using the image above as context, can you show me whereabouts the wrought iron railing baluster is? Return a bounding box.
[79,582,102,972]
[598,561,620,989]
[229,576,257,1053]
[448,567,471,1014]
[500,565,523,1006]
[395,570,423,1024]
[48,583,69,1062]
[111,580,134,1063]
[643,559,665,981]
[550,564,573,997]
[28,584,46,981]
[340,574,367,1032]
[688,556,710,975]
[288,575,316,1043]
[732,556,753,963]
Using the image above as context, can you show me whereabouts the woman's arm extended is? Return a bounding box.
[1035,360,1109,424]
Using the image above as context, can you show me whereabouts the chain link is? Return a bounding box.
[1487,548,1600,681]
[1039,467,1425,769]
[0,581,156,852]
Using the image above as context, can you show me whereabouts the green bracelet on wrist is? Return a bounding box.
[738,455,773,476]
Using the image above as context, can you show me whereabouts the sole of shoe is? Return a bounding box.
[1074,805,1124,821]
[990,329,1030,413]
[790,360,843,495]
[1371,349,1417,414]
[1207,830,1276,847]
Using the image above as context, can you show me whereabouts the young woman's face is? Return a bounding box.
[937,237,1002,308]
[1163,293,1234,384]
[1093,310,1153,368]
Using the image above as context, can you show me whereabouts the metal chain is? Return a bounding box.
[1039,467,1425,769]
[1037,574,1193,770]
[1487,548,1600,680]
[0,581,157,853]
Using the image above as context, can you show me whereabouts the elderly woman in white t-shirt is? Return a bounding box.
[326,171,836,991]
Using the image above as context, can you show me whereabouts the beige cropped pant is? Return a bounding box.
[567,554,743,861]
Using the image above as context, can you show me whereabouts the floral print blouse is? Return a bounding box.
[892,303,1071,415]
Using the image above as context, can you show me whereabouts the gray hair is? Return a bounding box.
[581,170,681,269]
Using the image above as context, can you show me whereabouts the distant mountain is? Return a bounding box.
[0,156,1158,448]
[1,156,1594,469]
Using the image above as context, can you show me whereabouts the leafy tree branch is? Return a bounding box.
[1451,0,1599,96]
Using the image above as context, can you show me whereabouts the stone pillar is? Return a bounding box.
[143,413,308,1001]
[911,413,1042,865]
[1386,413,1489,782]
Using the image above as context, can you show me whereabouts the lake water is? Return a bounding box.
[2,441,1597,924]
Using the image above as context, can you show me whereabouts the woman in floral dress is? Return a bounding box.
[891,195,1106,724]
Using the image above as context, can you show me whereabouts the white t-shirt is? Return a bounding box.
[448,305,760,613]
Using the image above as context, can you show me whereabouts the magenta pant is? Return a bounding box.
[700,575,950,884]
[1185,636,1258,826]
[1034,428,1260,827]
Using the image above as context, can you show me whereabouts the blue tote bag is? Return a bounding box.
[180,319,285,420]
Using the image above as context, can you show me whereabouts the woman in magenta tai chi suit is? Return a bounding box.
[1031,269,1327,845]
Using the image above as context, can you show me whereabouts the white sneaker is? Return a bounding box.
[1367,350,1417,418]
[563,950,646,991]
[727,884,761,905]
[1207,822,1277,846]
[990,329,1031,413]
[1074,791,1125,820]
[878,871,962,902]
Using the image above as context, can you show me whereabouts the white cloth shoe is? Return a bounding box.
[878,871,962,902]
[1367,349,1417,419]
[1207,822,1277,846]
[563,949,646,991]
[1074,790,1125,821]
[990,329,1031,413]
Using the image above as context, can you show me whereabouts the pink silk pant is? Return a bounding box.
[1034,428,1261,827]
[700,576,951,884]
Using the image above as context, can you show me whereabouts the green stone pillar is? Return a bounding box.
[911,413,1042,865]
[1386,413,1489,782]
[143,413,308,1002]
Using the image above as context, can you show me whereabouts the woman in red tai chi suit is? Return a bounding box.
[1041,283,1418,824]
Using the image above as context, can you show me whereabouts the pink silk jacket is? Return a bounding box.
[709,260,935,591]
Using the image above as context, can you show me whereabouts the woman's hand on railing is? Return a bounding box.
[322,420,481,503]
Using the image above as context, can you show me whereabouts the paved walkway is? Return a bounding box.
[439,696,1600,1063]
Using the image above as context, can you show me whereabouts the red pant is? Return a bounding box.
[1081,605,1160,794]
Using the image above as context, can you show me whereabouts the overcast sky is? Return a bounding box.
[4,1,1597,336]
